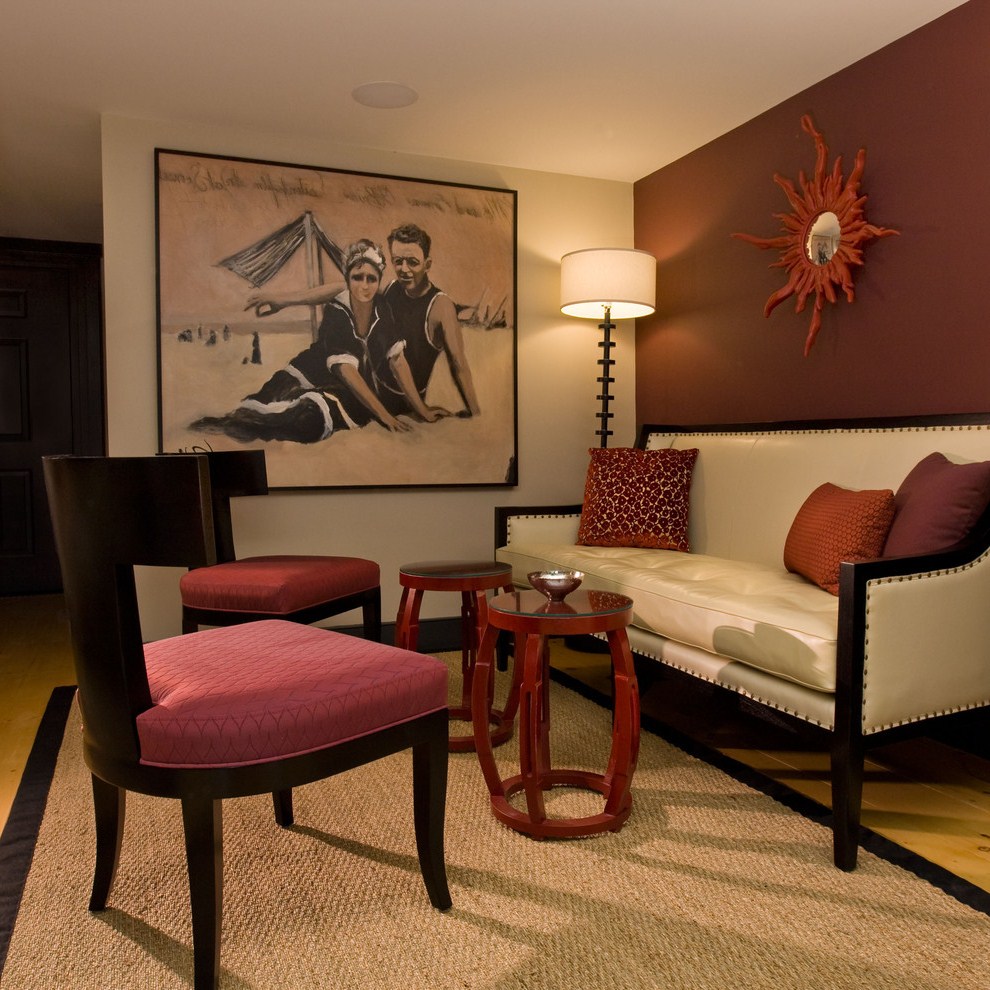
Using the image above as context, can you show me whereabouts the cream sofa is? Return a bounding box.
[496,414,990,869]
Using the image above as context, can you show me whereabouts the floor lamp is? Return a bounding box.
[560,247,656,447]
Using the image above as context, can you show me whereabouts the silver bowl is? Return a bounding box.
[527,569,584,602]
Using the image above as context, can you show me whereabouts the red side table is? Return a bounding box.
[471,589,640,838]
[396,560,517,752]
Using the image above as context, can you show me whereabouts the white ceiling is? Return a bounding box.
[1,0,966,244]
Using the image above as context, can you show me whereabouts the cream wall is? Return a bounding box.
[101,114,636,639]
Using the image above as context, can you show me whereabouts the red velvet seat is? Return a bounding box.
[43,454,451,990]
[179,450,381,640]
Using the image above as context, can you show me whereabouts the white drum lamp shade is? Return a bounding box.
[560,248,656,320]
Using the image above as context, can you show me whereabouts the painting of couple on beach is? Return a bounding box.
[156,148,517,489]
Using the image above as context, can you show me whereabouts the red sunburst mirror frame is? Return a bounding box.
[733,115,899,356]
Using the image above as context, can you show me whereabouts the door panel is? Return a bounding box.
[0,241,103,595]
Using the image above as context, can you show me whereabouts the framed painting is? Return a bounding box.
[156,148,517,489]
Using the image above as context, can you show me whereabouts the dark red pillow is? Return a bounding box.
[784,483,895,595]
[883,452,990,557]
[577,447,698,551]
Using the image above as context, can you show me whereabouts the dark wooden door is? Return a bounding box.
[0,239,104,595]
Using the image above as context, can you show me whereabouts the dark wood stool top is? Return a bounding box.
[399,560,513,587]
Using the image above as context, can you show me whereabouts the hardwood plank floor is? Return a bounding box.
[4,595,990,894]
[1,595,75,827]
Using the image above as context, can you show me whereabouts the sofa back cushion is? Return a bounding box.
[642,423,990,568]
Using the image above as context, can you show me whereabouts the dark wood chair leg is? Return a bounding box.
[412,714,452,911]
[272,788,293,827]
[830,728,865,871]
[181,608,198,635]
[181,795,223,990]
[362,587,382,642]
[88,774,125,911]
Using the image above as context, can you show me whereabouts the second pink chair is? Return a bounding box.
[179,450,382,640]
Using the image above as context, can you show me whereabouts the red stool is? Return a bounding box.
[396,560,517,751]
[472,589,640,838]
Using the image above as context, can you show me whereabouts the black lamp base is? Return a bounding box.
[596,309,616,448]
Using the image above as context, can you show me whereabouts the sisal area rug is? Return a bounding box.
[2,655,990,989]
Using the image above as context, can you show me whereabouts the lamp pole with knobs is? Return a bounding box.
[595,305,616,447]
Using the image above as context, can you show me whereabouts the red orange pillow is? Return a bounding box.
[577,447,699,551]
[784,483,895,595]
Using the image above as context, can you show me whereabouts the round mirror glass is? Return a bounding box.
[805,211,841,265]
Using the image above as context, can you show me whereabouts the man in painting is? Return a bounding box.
[190,240,433,443]
[378,223,481,420]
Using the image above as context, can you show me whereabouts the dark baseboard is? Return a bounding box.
[925,708,990,760]
[332,615,463,654]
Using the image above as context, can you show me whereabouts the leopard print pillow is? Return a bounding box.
[577,447,699,551]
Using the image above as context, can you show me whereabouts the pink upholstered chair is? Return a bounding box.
[43,454,450,990]
[179,449,381,640]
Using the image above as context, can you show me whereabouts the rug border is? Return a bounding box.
[0,685,76,977]
[549,667,990,917]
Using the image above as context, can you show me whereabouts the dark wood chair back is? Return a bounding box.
[196,449,268,563]
[42,454,216,769]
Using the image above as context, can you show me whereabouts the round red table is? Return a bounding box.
[396,560,517,752]
[471,589,641,838]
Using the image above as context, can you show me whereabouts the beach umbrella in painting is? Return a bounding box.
[217,211,345,340]
[218,211,344,287]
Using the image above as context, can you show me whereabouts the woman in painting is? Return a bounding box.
[191,240,427,443]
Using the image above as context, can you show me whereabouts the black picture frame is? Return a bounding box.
[156,148,517,489]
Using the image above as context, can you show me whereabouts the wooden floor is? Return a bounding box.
[1,595,76,829]
[4,595,990,893]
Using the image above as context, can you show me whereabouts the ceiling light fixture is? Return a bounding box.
[351,82,419,109]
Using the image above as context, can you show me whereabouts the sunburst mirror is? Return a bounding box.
[733,114,899,356]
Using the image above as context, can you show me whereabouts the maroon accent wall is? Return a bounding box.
[633,1,989,425]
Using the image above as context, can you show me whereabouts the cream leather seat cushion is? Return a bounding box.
[498,542,840,693]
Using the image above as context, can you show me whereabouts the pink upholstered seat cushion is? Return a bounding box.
[136,620,446,768]
[179,555,379,614]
